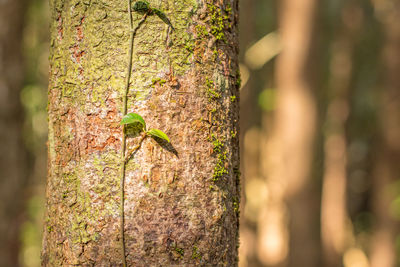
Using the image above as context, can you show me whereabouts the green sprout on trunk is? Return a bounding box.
[120,112,170,144]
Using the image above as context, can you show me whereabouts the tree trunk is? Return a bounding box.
[0,0,28,266]
[370,1,400,266]
[321,2,363,266]
[42,0,240,266]
[274,0,321,266]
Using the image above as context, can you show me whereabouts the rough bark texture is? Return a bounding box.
[42,0,240,266]
[0,0,28,266]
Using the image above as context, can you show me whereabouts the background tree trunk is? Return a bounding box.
[370,1,400,266]
[320,2,363,266]
[274,0,321,266]
[42,0,240,265]
[0,0,28,266]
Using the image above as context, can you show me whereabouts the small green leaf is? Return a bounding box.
[133,0,151,13]
[120,113,146,129]
[153,8,175,30]
[147,129,170,142]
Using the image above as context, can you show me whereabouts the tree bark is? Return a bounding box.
[42,0,240,266]
[0,0,28,266]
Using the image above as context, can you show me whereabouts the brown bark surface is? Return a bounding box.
[0,0,28,266]
[42,0,240,266]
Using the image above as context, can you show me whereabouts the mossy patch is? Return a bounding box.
[191,245,202,260]
[208,134,228,182]
[205,77,221,101]
[207,3,232,42]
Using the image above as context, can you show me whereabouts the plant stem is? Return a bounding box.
[125,133,147,164]
[120,2,149,265]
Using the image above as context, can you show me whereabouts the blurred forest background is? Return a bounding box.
[0,0,399,266]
